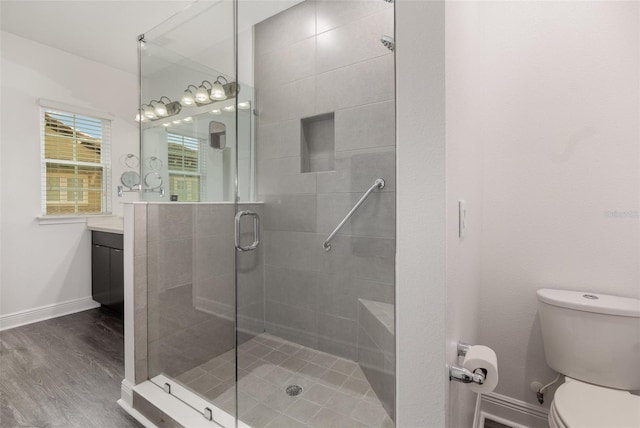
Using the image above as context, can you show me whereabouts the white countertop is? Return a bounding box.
[86,216,124,234]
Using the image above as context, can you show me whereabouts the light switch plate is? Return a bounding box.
[459,200,467,238]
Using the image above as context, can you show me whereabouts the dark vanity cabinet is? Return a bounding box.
[91,231,124,316]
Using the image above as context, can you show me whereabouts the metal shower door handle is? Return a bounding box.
[235,210,260,252]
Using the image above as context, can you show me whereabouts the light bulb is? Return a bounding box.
[238,101,250,110]
[195,85,211,103]
[143,105,156,119]
[181,89,195,106]
[154,102,168,117]
[210,81,227,100]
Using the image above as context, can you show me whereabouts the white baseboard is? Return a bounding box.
[473,392,550,428]
[0,297,100,331]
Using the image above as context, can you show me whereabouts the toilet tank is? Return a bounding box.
[537,289,640,390]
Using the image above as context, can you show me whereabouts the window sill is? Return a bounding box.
[37,214,113,226]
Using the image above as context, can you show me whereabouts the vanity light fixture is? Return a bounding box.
[195,81,213,103]
[142,104,157,119]
[151,96,172,117]
[210,76,228,101]
[136,97,181,122]
[137,77,236,123]
[153,102,167,117]
[181,85,199,106]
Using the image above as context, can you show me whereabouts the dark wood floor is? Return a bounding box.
[0,308,142,428]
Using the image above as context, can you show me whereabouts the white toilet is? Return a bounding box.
[537,289,640,428]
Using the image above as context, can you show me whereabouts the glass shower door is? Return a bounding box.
[139,1,242,426]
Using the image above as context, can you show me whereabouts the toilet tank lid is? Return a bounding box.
[537,289,640,318]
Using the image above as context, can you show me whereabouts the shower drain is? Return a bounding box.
[285,384,303,397]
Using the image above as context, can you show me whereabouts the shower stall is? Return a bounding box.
[134,1,395,426]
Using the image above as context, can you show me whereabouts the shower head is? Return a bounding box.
[380,35,395,52]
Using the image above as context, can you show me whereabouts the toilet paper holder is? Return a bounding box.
[449,342,486,385]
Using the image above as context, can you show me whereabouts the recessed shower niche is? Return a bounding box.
[301,113,335,173]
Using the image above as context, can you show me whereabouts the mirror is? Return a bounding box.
[120,171,140,190]
[139,35,255,203]
[144,172,163,190]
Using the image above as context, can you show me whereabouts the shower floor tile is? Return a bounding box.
[176,333,394,428]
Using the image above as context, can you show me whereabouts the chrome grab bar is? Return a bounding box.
[323,178,385,252]
[235,210,260,252]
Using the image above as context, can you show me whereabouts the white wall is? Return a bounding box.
[0,32,139,321]
[445,2,483,426]
[396,0,447,425]
[449,1,640,410]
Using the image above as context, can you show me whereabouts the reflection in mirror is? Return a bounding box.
[143,172,163,190]
[139,2,255,204]
[209,120,226,150]
[139,38,254,203]
[140,99,253,202]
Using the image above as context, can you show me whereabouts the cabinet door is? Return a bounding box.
[109,248,124,314]
[92,244,111,305]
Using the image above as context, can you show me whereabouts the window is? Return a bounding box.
[41,108,111,215]
[167,133,204,202]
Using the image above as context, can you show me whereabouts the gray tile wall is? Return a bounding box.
[144,203,264,381]
[357,299,395,419]
[255,0,395,361]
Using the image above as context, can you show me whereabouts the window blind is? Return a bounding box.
[41,108,111,215]
[167,133,205,202]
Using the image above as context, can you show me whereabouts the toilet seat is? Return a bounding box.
[551,379,640,428]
